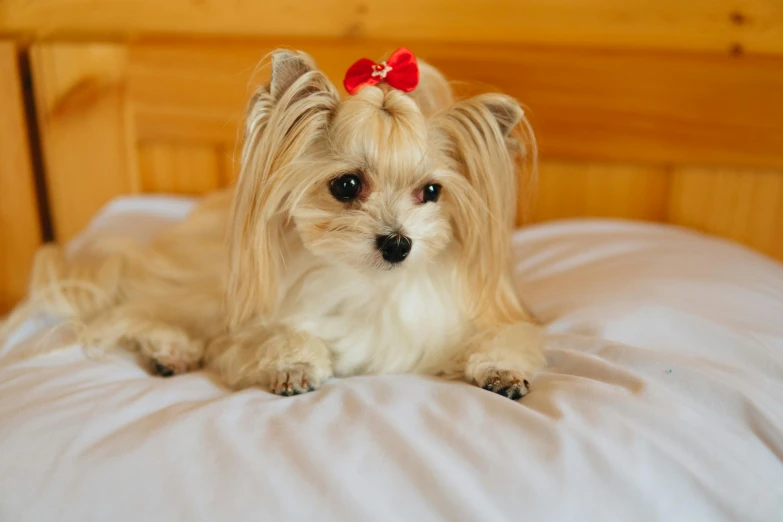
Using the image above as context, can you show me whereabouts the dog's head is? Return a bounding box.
[227,49,536,327]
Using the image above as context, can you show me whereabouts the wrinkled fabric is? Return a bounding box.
[1,198,781,522]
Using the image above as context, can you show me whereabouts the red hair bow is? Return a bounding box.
[343,47,419,95]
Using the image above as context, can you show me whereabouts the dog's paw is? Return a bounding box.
[475,368,531,400]
[271,363,321,396]
[153,361,177,377]
[142,337,203,377]
[151,355,201,377]
[463,323,544,400]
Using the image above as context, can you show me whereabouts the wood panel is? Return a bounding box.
[220,145,238,185]
[128,40,783,169]
[530,160,669,223]
[138,142,222,194]
[2,0,782,55]
[29,40,783,262]
[668,167,783,260]
[0,42,42,312]
[30,43,138,242]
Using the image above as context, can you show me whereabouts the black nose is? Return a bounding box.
[375,234,412,264]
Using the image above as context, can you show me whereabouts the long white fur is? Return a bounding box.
[1,49,546,398]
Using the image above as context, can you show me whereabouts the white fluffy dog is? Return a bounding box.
[5,48,545,400]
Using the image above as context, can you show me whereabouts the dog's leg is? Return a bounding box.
[88,310,205,376]
[204,324,332,395]
[133,325,204,377]
[451,322,546,400]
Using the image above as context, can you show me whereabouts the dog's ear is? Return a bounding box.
[407,60,453,117]
[226,49,339,330]
[269,50,315,99]
[480,95,524,137]
[434,93,537,326]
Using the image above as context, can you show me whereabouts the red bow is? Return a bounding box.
[343,47,419,95]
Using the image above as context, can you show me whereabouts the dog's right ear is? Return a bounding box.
[269,50,316,99]
[242,50,336,137]
[226,50,338,331]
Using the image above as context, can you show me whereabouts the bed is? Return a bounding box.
[1,196,781,521]
[2,2,783,519]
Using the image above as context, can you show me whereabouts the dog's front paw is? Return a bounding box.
[463,322,545,400]
[205,326,333,392]
[271,363,322,396]
[476,368,531,400]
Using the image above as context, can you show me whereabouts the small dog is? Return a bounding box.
[9,48,545,399]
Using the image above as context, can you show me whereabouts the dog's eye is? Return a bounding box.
[330,174,362,201]
[419,183,442,204]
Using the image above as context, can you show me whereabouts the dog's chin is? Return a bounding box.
[345,253,413,275]
[365,248,438,278]
[372,257,408,273]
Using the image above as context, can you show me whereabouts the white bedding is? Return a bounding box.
[1,197,782,522]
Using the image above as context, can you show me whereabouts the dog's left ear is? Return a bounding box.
[226,50,339,330]
[481,95,524,137]
[434,93,536,326]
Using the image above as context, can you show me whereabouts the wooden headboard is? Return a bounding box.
[29,39,783,261]
[0,1,781,312]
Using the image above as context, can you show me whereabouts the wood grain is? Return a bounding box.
[138,142,222,194]
[668,166,783,260]
[30,43,138,242]
[0,42,42,312]
[219,145,239,186]
[1,0,782,55]
[27,41,783,262]
[530,160,669,223]
[128,40,783,169]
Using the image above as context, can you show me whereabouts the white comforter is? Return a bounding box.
[1,197,782,522]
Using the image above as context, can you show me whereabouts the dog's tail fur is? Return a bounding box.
[0,242,124,358]
[0,191,230,358]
